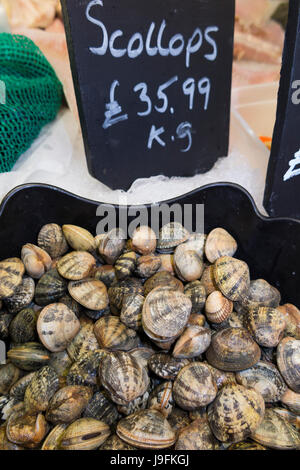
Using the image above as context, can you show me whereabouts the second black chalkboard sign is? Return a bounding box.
[62,0,234,190]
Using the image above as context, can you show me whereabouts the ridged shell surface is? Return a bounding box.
[57,251,96,280]
[0,258,25,299]
[214,256,250,301]
[277,337,300,393]
[68,278,108,310]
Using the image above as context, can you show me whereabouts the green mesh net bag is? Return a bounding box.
[0,33,63,173]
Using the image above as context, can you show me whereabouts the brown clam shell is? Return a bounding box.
[94,265,117,287]
[68,278,109,311]
[24,365,59,413]
[6,405,48,448]
[83,391,120,426]
[157,222,190,253]
[0,424,24,450]
[60,417,110,450]
[228,441,266,450]
[236,360,287,402]
[129,347,155,369]
[175,419,219,450]
[38,223,69,259]
[0,363,21,395]
[41,423,68,450]
[204,362,236,389]
[0,258,25,299]
[131,226,157,255]
[148,381,174,417]
[9,372,35,401]
[201,264,218,295]
[67,323,99,362]
[67,350,105,388]
[235,279,281,315]
[173,325,211,358]
[98,228,126,264]
[183,281,206,313]
[120,293,144,331]
[168,407,191,435]
[9,307,37,344]
[148,353,189,380]
[278,303,300,339]
[245,306,286,347]
[4,276,35,314]
[205,290,233,324]
[46,385,93,424]
[21,244,52,279]
[7,342,50,371]
[136,255,161,279]
[214,256,250,302]
[57,251,96,280]
[35,268,67,306]
[157,254,175,275]
[173,362,217,410]
[251,408,300,450]
[277,337,300,393]
[94,316,139,351]
[144,271,184,296]
[205,228,237,263]
[208,383,265,443]
[62,224,96,252]
[116,409,176,449]
[206,327,261,371]
[281,388,300,414]
[174,244,204,282]
[37,303,81,352]
[108,277,143,311]
[115,251,137,280]
[99,434,137,450]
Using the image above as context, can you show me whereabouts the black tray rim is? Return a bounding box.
[0,182,300,227]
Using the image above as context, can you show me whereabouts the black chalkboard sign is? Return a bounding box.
[264,0,300,219]
[61,0,234,190]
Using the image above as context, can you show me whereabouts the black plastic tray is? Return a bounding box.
[0,182,299,306]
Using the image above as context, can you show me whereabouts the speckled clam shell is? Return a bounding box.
[183,281,206,313]
[175,419,219,450]
[49,350,73,378]
[205,228,237,263]
[57,251,96,280]
[38,224,69,259]
[59,293,82,318]
[214,256,250,302]
[235,279,281,315]
[148,353,190,380]
[6,406,48,448]
[21,244,52,279]
[173,326,211,358]
[4,276,35,314]
[168,407,191,434]
[7,342,50,371]
[142,286,191,342]
[10,372,35,401]
[94,316,139,351]
[174,244,204,282]
[148,381,174,417]
[0,258,25,299]
[0,424,24,450]
[129,347,155,369]
[228,441,266,450]
[94,265,117,287]
[208,383,265,443]
[35,268,67,306]
[173,362,217,410]
[60,417,110,450]
[98,228,126,264]
[143,271,183,296]
[281,388,300,414]
[0,310,13,339]
[236,361,287,402]
[117,388,150,416]
[187,313,206,327]
[115,251,137,280]
[157,222,190,253]
[83,391,120,426]
[46,385,93,424]
[278,304,300,339]
[99,434,137,450]
[37,303,81,352]
[245,306,286,348]
[228,310,245,329]
[9,308,37,343]
[0,396,20,421]
[100,351,149,405]
[206,327,261,371]
[204,362,236,390]
[108,278,143,311]
[136,255,161,279]
[120,293,144,331]
[0,363,21,394]
[24,365,59,413]
[251,408,300,450]
[205,290,233,324]
[62,224,96,252]
[67,350,106,388]
[68,278,109,311]
[201,264,218,295]
[67,323,99,362]
[131,226,157,255]
[277,337,300,393]
[41,423,68,450]
[117,409,176,449]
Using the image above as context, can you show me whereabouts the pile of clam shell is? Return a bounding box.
[0,222,299,450]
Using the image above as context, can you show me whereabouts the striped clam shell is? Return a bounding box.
[148,381,174,417]
[49,350,73,377]
[175,419,219,450]
[0,258,25,299]
[205,228,237,263]
[0,423,24,450]
[156,222,190,253]
[57,251,96,280]
[4,276,35,313]
[236,360,287,402]
[184,281,206,313]
[66,350,106,388]
[281,388,300,415]
[41,423,68,450]
[0,363,21,395]
[94,265,116,287]
[46,385,93,424]
[168,407,191,435]
[62,224,96,252]
[130,347,155,369]
[235,279,281,315]
[35,268,67,306]
[94,316,139,351]
[115,251,137,280]
[117,388,151,416]
[98,228,126,264]
[120,293,144,331]
[38,223,69,259]
[172,325,211,358]
[206,327,261,371]
[83,391,120,426]
[108,278,143,311]
[143,271,183,297]
[204,362,236,390]
[6,405,48,448]
[277,337,300,393]
[67,323,99,362]
[131,226,157,255]
[245,306,286,348]
[68,278,109,311]
[9,308,37,343]
[205,290,233,324]
[60,417,110,450]
[10,372,35,401]
[116,409,176,449]
[99,434,136,450]
[7,342,50,371]
[21,244,52,279]
[37,303,81,352]
[251,408,300,450]
[173,362,217,410]
[278,303,300,339]
[214,256,250,302]
[99,351,150,405]
[24,365,59,413]
[0,311,13,339]
[135,255,161,279]
[208,383,265,443]
[200,265,218,295]
[142,286,191,342]
[148,353,190,380]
